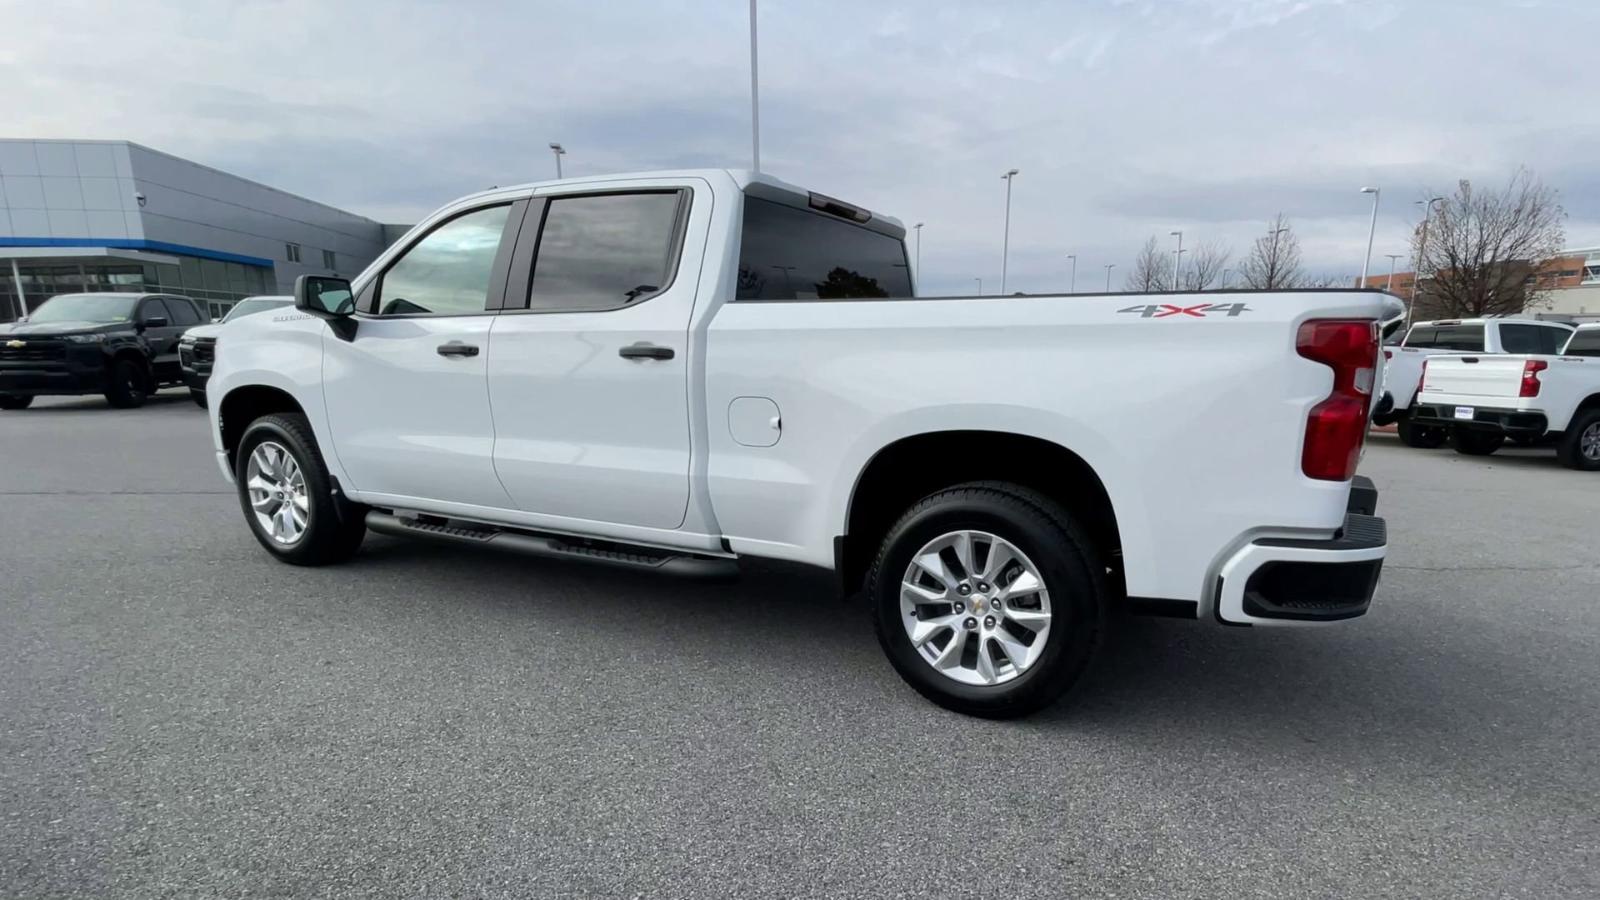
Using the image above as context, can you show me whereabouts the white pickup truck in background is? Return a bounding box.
[205,168,1398,717]
[1375,317,1575,448]
[1414,323,1600,469]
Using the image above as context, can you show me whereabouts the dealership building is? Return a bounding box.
[0,139,406,322]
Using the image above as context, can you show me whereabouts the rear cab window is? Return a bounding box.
[735,196,912,301]
[1402,326,1437,348]
[1432,324,1485,352]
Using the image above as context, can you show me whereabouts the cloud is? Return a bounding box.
[4,0,1596,295]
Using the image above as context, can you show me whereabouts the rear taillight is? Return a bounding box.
[1297,319,1379,481]
[1520,359,1548,397]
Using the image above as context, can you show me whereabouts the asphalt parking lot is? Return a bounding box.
[2,393,1597,899]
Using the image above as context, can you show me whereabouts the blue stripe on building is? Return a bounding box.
[0,237,276,269]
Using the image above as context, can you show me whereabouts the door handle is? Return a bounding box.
[618,342,675,361]
[436,342,480,358]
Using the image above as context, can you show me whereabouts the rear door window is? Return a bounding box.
[526,192,685,312]
[736,197,912,301]
[1537,326,1572,354]
[1498,324,1544,353]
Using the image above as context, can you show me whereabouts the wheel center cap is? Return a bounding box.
[971,596,987,615]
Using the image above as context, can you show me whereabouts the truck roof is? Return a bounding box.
[456,168,907,240]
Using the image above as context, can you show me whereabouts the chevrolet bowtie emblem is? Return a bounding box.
[4,340,23,348]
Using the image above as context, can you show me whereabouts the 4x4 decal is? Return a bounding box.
[1118,302,1251,319]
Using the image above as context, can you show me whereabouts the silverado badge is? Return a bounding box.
[4,340,23,348]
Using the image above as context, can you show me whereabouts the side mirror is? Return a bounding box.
[140,315,169,329]
[295,274,356,318]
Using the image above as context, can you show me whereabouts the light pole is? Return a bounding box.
[1067,254,1077,294]
[1104,263,1115,292]
[974,277,983,296]
[748,0,760,171]
[1000,169,1019,295]
[1411,196,1444,315]
[1170,230,1184,291]
[1359,186,1380,286]
[1384,253,1404,291]
[548,143,566,179]
[913,223,924,280]
[1221,268,1232,289]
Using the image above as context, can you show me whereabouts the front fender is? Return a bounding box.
[208,316,348,488]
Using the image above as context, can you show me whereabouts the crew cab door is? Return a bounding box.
[320,201,522,509]
[487,180,707,530]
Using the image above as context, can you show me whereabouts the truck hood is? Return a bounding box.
[0,320,134,338]
[181,322,225,341]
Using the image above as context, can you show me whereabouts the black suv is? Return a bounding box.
[0,292,207,409]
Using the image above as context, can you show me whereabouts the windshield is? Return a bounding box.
[26,294,139,325]
[221,298,293,323]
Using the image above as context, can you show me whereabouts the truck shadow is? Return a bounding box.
[346,534,1561,774]
[19,391,196,414]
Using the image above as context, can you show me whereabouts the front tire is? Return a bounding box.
[868,481,1106,719]
[1451,427,1505,456]
[1396,418,1447,449]
[235,413,366,565]
[104,358,148,408]
[0,394,33,410]
[1556,410,1600,471]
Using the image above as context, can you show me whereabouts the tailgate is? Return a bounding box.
[1420,355,1530,399]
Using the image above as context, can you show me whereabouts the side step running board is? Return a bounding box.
[365,511,739,581]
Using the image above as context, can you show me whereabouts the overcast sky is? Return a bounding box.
[5,0,1595,294]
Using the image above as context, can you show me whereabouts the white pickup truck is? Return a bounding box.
[1413,323,1600,469]
[206,169,1397,717]
[1374,317,1574,448]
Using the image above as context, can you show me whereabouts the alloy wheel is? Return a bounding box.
[899,530,1053,686]
[245,441,309,544]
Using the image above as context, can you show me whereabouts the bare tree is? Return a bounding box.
[1303,272,1354,288]
[1236,214,1305,289]
[1415,168,1566,317]
[1180,240,1230,290]
[1124,236,1172,292]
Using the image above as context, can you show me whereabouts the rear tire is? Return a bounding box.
[190,388,207,409]
[0,394,33,410]
[1556,409,1600,471]
[868,481,1106,719]
[1450,427,1505,456]
[235,413,367,565]
[1396,418,1448,449]
[104,358,148,408]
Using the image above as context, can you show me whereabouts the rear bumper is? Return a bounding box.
[1411,402,1548,434]
[1213,479,1386,626]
